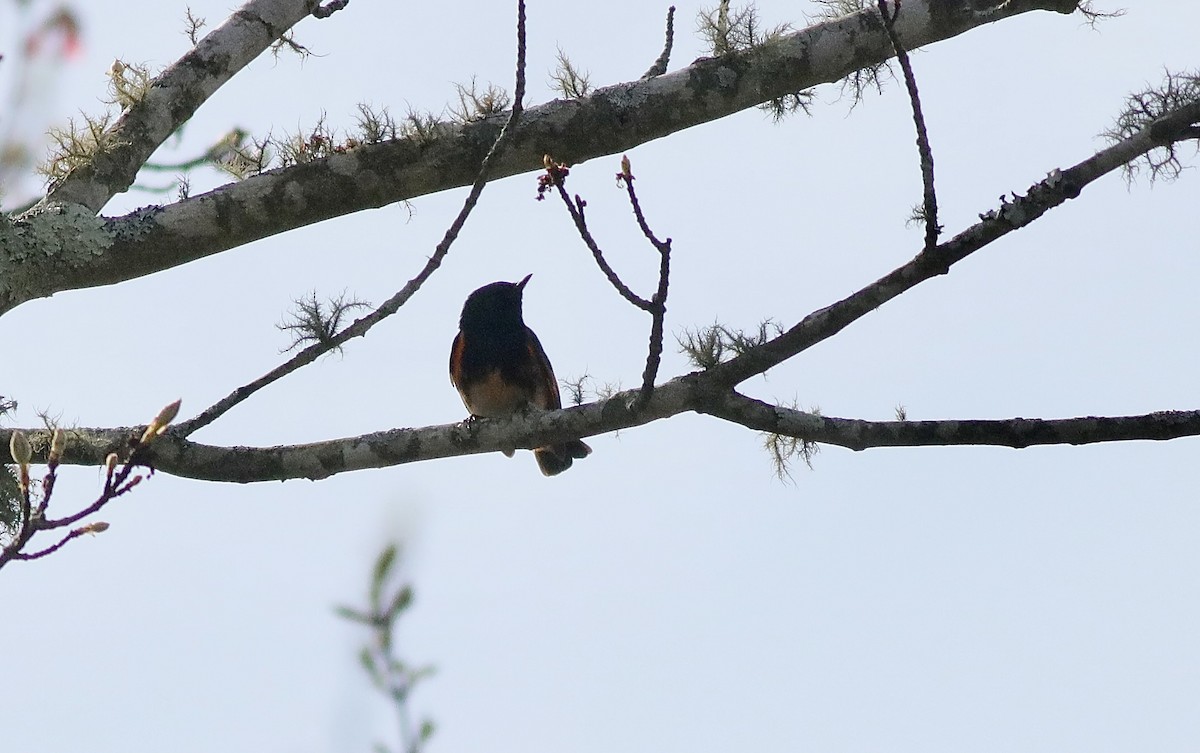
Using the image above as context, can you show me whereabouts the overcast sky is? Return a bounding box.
[2,1,1199,752]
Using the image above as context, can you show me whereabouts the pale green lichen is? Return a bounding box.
[0,202,114,302]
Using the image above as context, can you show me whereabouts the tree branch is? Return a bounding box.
[41,0,323,213]
[701,391,1200,451]
[1,0,1077,314]
[5,385,1200,483]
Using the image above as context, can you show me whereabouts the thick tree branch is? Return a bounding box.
[42,0,323,213]
[5,384,1200,482]
[0,0,1076,314]
[0,378,694,481]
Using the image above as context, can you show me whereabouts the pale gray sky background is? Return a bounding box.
[2,2,1198,752]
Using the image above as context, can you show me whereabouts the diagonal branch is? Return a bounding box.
[174,0,529,438]
[706,98,1200,387]
[42,0,325,213]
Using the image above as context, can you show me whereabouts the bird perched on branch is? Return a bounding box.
[450,274,592,476]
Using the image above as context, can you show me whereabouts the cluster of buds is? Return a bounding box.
[1,399,179,565]
[536,154,570,200]
[7,427,67,502]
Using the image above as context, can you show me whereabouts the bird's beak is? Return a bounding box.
[517,273,532,291]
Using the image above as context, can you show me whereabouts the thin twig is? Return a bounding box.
[545,155,671,405]
[879,0,939,250]
[174,0,529,438]
[545,165,653,310]
[618,159,672,404]
[14,527,91,560]
[642,6,676,79]
[42,459,142,530]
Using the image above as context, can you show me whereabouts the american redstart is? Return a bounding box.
[450,274,592,476]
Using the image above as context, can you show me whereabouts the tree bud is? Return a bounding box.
[9,430,32,466]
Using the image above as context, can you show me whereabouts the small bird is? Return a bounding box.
[450,274,592,476]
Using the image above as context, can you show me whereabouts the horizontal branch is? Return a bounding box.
[0,379,697,482]
[701,391,1200,450]
[1,0,1077,313]
[5,378,1200,482]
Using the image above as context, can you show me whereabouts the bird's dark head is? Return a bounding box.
[459,274,531,332]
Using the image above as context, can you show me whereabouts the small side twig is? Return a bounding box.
[641,6,676,79]
[312,0,350,19]
[541,155,671,406]
[14,521,110,561]
[879,0,940,250]
[0,400,177,570]
[540,158,652,310]
[174,0,529,438]
[618,157,672,404]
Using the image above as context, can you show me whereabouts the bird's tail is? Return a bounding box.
[534,440,592,476]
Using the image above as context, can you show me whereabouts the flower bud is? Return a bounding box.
[49,428,67,463]
[9,430,32,466]
[153,398,182,431]
[141,398,182,443]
